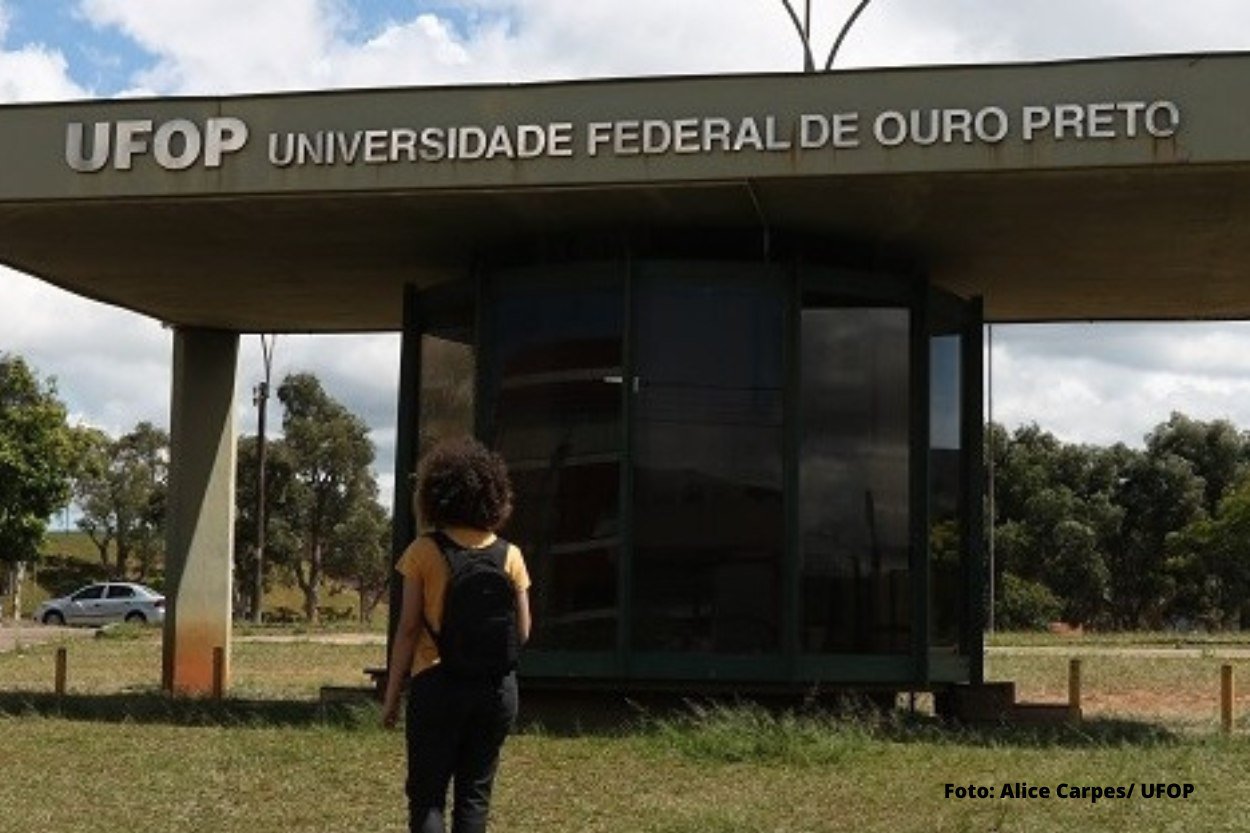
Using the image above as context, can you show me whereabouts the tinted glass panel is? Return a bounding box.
[73,586,104,601]
[417,332,475,459]
[106,585,136,599]
[631,265,784,654]
[930,334,964,651]
[488,268,623,651]
[800,306,910,654]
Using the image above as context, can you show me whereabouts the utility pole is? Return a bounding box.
[986,324,995,635]
[251,334,276,625]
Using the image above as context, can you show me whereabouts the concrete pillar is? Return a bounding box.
[162,328,238,696]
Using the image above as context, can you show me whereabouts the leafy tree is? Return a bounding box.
[0,355,76,617]
[989,423,1119,626]
[1145,412,1249,517]
[275,373,379,623]
[72,421,169,579]
[324,498,391,624]
[1168,476,1250,629]
[1106,450,1205,628]
[233,434,300,619]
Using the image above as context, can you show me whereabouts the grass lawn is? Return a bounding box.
[3,631,1250,832]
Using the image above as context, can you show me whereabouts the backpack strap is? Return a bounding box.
[420,531,454,642]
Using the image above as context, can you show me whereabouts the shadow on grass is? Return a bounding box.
[878,712,1180,749]
[0,690,378,729]
[518,690,1182,749]
[1,689,1183,750]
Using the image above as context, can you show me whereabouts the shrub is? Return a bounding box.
[996,572,1062,630]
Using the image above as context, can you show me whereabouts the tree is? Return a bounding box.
[989,423,1119,626]
[1145,412,1249,516]
[276,373,380,623]
[1107,450,1205,628]
[72,421,169,580]
[0,355,76,619]
[233,434,299,618]
[1168,476,1250,629]
[325,498,391,625]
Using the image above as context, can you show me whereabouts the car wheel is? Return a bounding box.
[43,610,65,626]
[124,611,147,625]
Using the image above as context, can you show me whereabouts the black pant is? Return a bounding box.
[405,665,519,833]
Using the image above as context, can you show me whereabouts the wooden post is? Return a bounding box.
[54,647,67,696]
[1068,658,1082,723]
[1221,664,1234,735]
[212,647,225,701]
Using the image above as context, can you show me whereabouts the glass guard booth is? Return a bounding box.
[395,249,983,692]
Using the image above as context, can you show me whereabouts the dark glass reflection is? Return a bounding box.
[488,270,623,651]
[929,334,963,651]
[631,267,784,654]
[418,332,476,459]
[800,306,910,654]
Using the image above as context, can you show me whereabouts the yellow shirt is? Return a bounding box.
[395,534,531,677]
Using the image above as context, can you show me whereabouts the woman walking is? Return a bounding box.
[382,437,532,833]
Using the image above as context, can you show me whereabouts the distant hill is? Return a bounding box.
[41,531,106,562]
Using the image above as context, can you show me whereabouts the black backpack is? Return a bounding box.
[425,531,520,679]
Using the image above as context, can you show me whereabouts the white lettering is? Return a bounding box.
[733,117,764,152]
[485,125,515,159]
[765,116,791,150]
[113,120,152,170]
[974,107,1009,143]
[1022,105,1051,141]
[703,117,733,152]
[643,120,672,154]
[363,129,389,163]
[1145,101,1180,138]
[204,117,248,167]
[831,112,859,148]
[873,111,907,147]
[65,122,110,172]
[800,114,830,149]
[153,119,203,170]
[548,122,574,157]
[673,119,700,154]
[587,122,612,157]
[391,128,417,162]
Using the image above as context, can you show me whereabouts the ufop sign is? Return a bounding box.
[63,99,1181,173]
[65,117,249,171]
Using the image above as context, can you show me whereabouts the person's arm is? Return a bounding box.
[510,543,532,645]
[516,587,532,645]
[382,570,424,729]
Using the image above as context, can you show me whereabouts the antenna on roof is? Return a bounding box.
[777,0,877,73]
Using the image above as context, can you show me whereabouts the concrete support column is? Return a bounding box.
[162,328,238,696]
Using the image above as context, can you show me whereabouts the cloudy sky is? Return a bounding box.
[6,0,1250,514]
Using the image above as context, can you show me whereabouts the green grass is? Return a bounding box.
[988,629,1250,647]
[4,632,1250,832]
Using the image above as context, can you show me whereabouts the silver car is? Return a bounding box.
[36,582,166,627]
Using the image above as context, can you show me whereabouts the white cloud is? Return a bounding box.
[8,0,1250,504]
[990,323,1250,447]
[0,0,88,101]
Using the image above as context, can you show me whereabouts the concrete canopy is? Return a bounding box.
[2,52,1250,328]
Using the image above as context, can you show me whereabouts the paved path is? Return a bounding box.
[987,644,1250,659]
[235,633,385,645]
[0,623,93,653]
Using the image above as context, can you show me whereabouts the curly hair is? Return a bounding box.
[414,436,514,532]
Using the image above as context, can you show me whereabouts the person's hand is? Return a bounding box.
[381,696,401,729]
